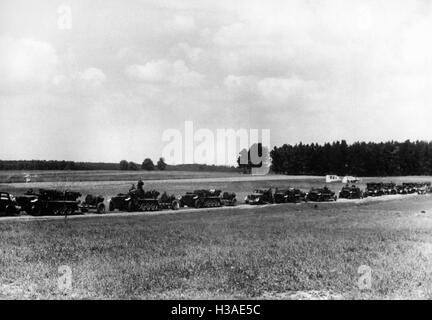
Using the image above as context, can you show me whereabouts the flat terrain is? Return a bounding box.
[1,172,432,299]
[1,194,432,299]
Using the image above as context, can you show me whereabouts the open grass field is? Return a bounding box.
[1,194,432,299]
[1,172,432,299]
[0,169,242,184]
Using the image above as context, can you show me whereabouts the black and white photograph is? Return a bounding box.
[1,0,432,305]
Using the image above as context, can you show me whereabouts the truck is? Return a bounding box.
[0,192,21,216]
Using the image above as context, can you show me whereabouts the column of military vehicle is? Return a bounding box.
[1,179,431,217]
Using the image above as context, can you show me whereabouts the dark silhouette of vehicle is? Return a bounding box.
[416,182,431,194]
[15,189,38,214]
[0,192,21,216]
[79,195,105,214]
[245,188,274,205]
[339,185,363,199]
[109,188,179,212]
[306,187,337,202]
[30,189,81,216]
[382,183,397,195]
[274,188,306,203]
[364,183,385,197]
[179,189,223,208]
[221,192,237,206]
[399,182,431,194]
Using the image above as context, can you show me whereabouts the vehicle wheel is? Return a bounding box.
[171,200,180,210]
[64,207,75,215]
[231,198,237,206]
[97,203,105,214]
[109,201,115,212]
[31,204,42,216]
[127,201,134,212]
[6,204,19,216]
[194,199,202,208]
[53,207,63,215]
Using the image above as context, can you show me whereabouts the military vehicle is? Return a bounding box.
[221,192,237,206]
[79,195,106,214]
[339,185,363,199]
[306,187,337,202]
[402,183,418,194]
[416,182,431,194]
[30,189,81,216]
[179,189,223,208]
[15,189,38,214]
[0,192,21,216]
[273,188,306,203]
[364,183,385,197]
[382,183,397,195]
[245,188,274,205]
[109,189,179,212]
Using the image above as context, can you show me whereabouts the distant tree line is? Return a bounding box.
[270,140,432,176]
[0,160,119,171]
[0,158,238,172]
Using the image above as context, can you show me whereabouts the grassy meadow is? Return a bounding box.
[1,193,432,299]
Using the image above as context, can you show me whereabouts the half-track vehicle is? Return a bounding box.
[274,188,306,203]
[245,188,274,205]
[306,186,337,202]
[179,189,223,208]
[382,183,397,195]
[364,183,385,197]
[339,185,364,199]
[109,188,179,212]
[30,189,81,216]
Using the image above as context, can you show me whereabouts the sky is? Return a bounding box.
[0,0,431,165]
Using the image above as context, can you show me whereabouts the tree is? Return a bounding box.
[142,158,155,171]
[119,160,129,170]
[128,161,139,171]
[157,157,167,171]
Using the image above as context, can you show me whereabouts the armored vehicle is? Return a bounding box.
[306,187,337,202]
[245,188,274,205]
[30,189,81,216]
[273,188,306,203]
[382,183,397,195]
[179,189,223,208]
[109,189,179,212]
[364,183,385,197]
[339,185,363,199]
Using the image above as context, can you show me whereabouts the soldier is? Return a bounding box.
[137,179,145,198]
